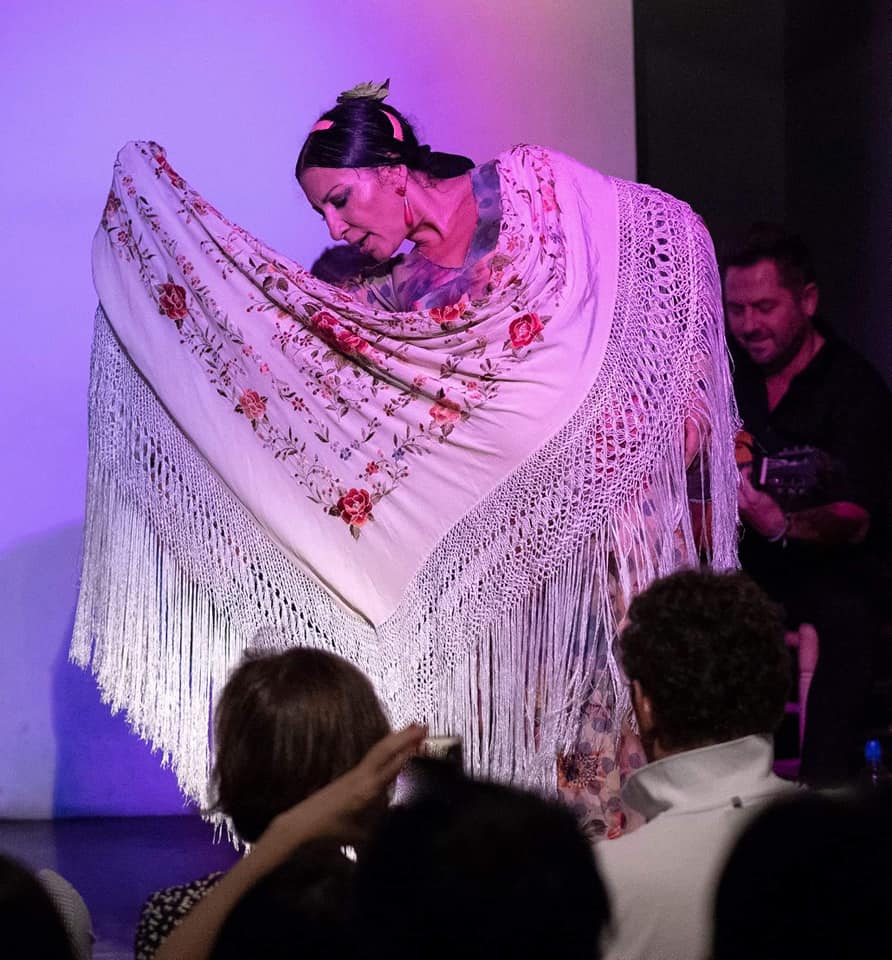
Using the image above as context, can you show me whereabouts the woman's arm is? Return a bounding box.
[155,723,426,960]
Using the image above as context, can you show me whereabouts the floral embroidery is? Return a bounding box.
[101,141,567,540]
[333,487,375,538]
[157,281,189,323]
[429,300,466,327]
[235,389,267,423]
[507,312,544,350]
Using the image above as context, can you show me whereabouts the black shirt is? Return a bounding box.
[734,331,891,606]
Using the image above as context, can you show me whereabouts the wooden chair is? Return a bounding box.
[773,623,819,780]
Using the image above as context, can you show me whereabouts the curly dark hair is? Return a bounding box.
[620,569,789,752]
[210,647,390,843]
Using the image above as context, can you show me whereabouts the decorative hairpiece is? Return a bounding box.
[337,79,390,104]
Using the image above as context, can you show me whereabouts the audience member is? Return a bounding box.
[352,774,610,959]
[209,840,353,959]
[595,569,796,960]
[135,646,392,960]
[724,223,892,784]
[713,788,892,960]
[0,854,78,959]
[36,870,94,960]
[153,723,425,960]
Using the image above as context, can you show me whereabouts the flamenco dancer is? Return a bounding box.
[74,82,739,836]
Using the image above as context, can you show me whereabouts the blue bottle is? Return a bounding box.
[861,739,891,789]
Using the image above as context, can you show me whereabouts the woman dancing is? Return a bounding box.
[75,83,738,836]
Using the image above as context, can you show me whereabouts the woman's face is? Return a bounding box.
[300,165,406,262]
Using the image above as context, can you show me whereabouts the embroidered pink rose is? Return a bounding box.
[312,311,338,332]
[541,184,558,213]
[154,151,185,189]
[508,312,544,349]
[336,488,374,527]
[237,389,266,420]
[462,379,483,401]
[429,398,462,426]
[158,282,188,321]
[429,303,464,326]
[104,192,121,219]
[336,329,370,355]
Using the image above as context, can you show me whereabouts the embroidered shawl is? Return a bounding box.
[74,140,739,802]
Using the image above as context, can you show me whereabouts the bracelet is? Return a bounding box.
[765,514,789,547]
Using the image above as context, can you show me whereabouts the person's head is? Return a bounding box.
[620,569,789,760]
[723,222,819,373]
[714,789,892,960]
[352,776,609,959]
[297,89,473,262]
[211,841,354,960]
[310,244,380,285]
[0,856,76,960]
[211,646,390,843]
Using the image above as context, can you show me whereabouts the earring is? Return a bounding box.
[396,183,413,228]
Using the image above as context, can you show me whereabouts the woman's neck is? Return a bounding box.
[407,173,477,269]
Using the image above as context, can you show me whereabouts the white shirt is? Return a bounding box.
[595,735,798,960]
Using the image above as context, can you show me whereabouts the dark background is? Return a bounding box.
[634,0,890,385]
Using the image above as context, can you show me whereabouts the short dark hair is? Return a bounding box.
[211,841,353,960]
[352,777,610,959]
[722,222,816,292]
[297,97,474,181]
[0,856,76,960]
[620,569,789,751]
[211,647,390,843]
[714,790,892,960]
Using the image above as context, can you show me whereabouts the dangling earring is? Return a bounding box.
[397,183,413,228]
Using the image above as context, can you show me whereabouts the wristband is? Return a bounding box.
[766,514,789,547]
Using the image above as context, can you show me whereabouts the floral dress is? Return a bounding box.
[345,159,645,840]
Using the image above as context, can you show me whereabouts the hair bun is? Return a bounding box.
[413,144,433,168]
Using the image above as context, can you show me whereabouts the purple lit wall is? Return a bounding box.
[0,0,636,817]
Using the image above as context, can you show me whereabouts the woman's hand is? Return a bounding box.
[264,722,427,849]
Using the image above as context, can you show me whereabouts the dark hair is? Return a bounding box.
[352,777,609,959]
[310,244,379,284]
[714,790,892,960]
[0,856,77,960]
[211,840,354,960]
[722,222,816,292]
[297,97,474,181]
[211,647,390,843]
[620,569,789,751]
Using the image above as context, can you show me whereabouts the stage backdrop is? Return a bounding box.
[0,0,636,817]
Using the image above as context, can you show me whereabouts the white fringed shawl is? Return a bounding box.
[74,141,738,802]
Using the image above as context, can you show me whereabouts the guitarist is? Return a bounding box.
[724,223,891,786]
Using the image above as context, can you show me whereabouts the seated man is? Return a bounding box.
[595,569,797,960]
[724,223,892,783]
